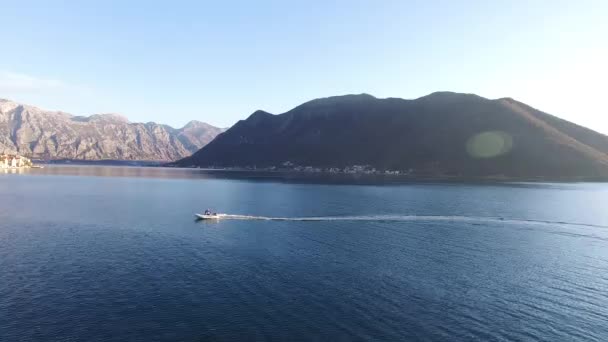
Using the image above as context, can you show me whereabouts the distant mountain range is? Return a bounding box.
[0,99,222,161]
[176,92,608,180]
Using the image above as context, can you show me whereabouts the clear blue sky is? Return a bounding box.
[1,0,606,131]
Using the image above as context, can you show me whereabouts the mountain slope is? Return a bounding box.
[176,92,608,179]
[0,99,223,161]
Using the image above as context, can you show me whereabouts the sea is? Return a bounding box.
[1,166,607,341]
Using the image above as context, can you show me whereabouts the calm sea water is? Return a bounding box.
[1,166,608,341]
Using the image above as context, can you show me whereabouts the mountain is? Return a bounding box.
[0,99,223,161]
[176,92,608,180]
[176,120,224,153]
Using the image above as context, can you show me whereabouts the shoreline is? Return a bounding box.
[22,160,608,183]
[163,165,608,183]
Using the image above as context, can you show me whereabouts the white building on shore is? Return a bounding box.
[0,154,32,169]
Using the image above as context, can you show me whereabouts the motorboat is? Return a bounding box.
[195,213,221,220]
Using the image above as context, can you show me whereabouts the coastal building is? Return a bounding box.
[0,154,32,169]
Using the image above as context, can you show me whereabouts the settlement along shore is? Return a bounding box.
[0,154,34,169]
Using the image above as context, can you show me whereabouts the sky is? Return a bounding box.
[1,0,607,132]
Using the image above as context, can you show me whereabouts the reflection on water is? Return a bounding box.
[27,165,205,179]
[16,165,608,190]
[1,168,27,175]
[21,165,423,184]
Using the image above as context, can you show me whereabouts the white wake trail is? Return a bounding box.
[214,214,608,229]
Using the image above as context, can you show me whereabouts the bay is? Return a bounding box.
[1,166,608,341]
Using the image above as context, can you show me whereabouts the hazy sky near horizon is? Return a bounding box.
[1,0,607,131]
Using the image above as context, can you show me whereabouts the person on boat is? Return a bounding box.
[204,209,211,215]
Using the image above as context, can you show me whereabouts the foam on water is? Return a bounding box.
[214,214,608,229]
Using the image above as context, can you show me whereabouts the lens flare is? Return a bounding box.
[466,131,513,158]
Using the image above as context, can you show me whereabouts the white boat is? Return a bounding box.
[195,213,221,220]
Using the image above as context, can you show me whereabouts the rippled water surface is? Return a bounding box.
[1,166,608,341]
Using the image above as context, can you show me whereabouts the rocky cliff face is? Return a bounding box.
[176,92,608,180]
[0,99,223,161]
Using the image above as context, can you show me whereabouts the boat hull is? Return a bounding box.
[195,214,220,220]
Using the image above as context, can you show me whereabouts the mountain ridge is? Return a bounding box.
[0,98,223,161]
[176,92,608,180]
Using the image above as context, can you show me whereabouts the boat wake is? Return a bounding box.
[214,214,608,229]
